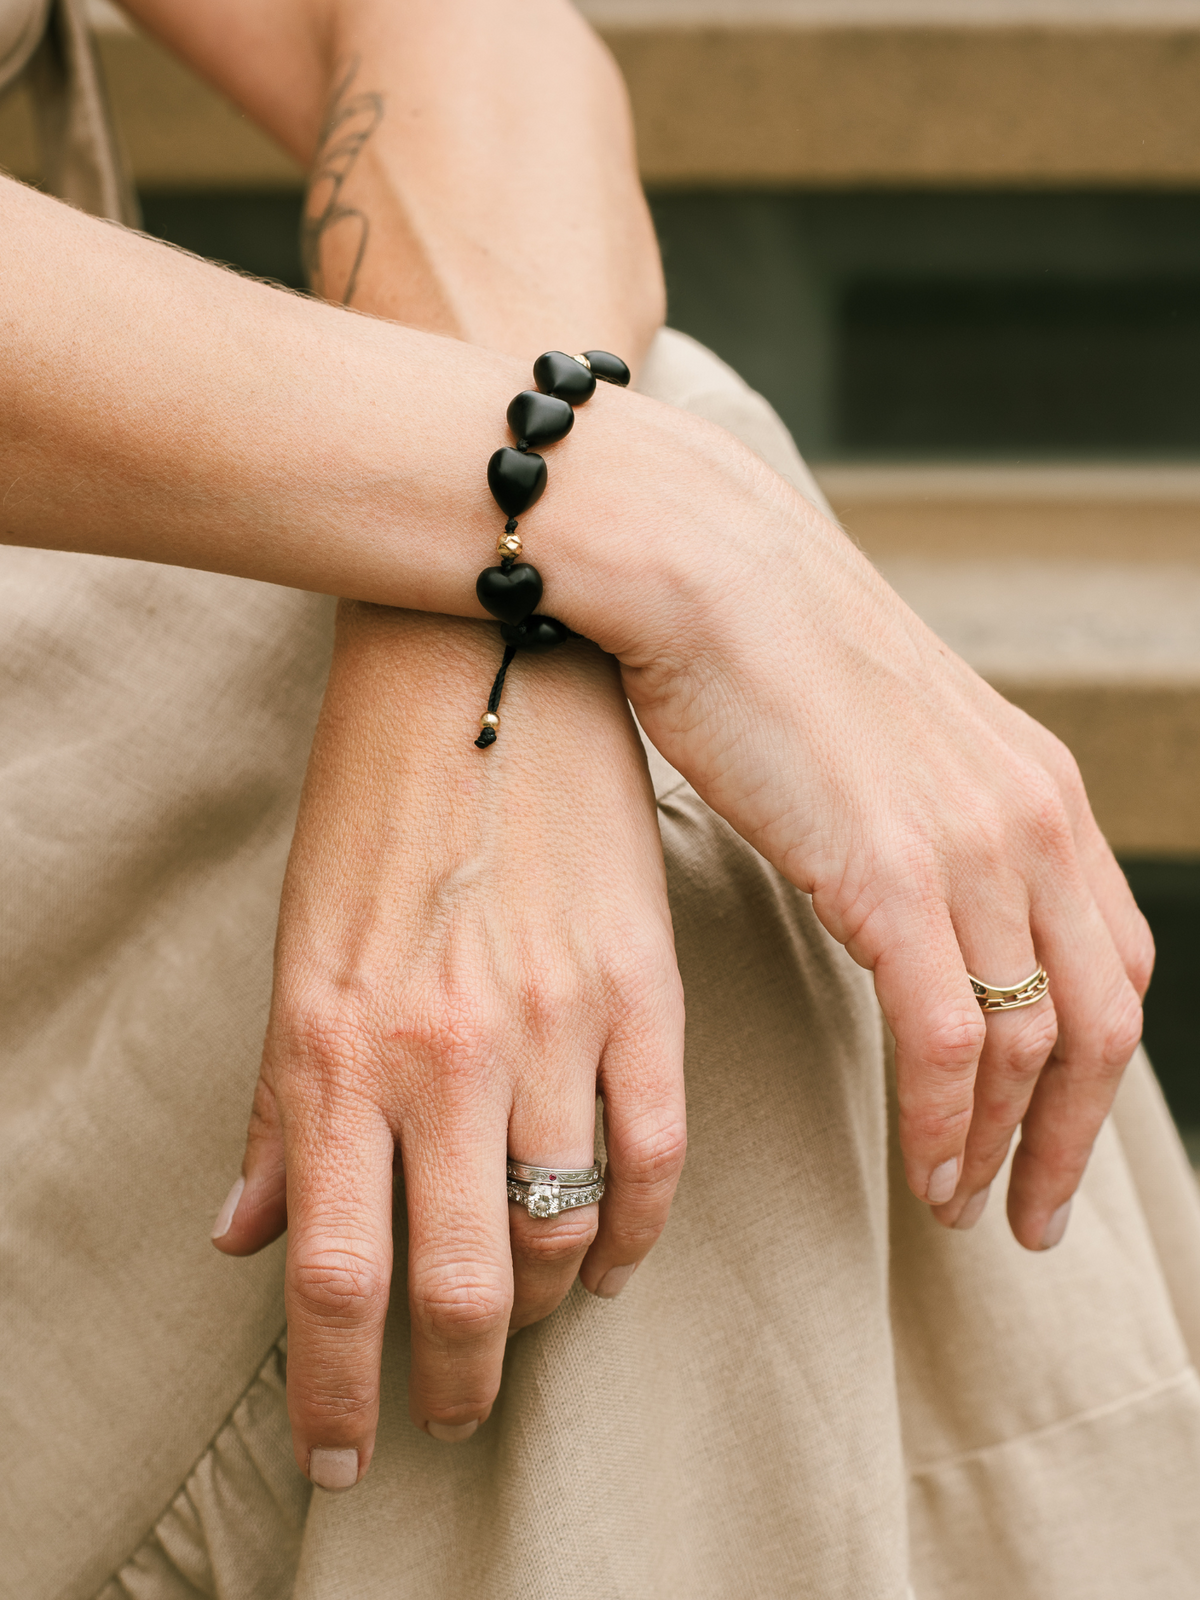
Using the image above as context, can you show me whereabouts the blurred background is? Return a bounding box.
[1,0,1196,1148]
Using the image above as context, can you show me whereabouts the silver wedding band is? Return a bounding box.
[968,965,1050,1012]
[507,1160,600,1186]
[506,1158,604,1219]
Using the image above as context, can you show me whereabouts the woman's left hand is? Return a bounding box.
[211,602,686,1485]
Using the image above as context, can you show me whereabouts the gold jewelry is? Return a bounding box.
[968,966,1050,1012]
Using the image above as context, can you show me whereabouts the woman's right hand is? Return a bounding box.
[564,395,1152,1250]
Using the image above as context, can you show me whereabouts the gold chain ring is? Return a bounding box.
[967,966,1050,1012]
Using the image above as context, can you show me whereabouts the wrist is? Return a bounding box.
[331,603,652,798]
[525,379,788,666]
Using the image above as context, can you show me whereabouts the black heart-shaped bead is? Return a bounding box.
[506,390,574,450]
[533,351,597,405]
[476,562,543,625]
[583,350,631,387]
[500,615,571,652]
[487,446,546,517]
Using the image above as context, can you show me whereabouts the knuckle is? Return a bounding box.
[605,1211,667,1257]
[1098,992,1144,1073]
[289,1245,389,1326]
[901,1098,974,1150]
[290,1368,377,1427]
[513,966,584,1044]
[1124,913,1156,999]
[412,1271,510,1346]
[1013,1125,1092,1189]
[922,1008,987,1076]
[961,803,1009,877]
[995,1006,1059,1082]
[511,1210,598,1266]
[614,1117,688,1190]
[609,934,684,1012]
[1040,733,1087,811]
[602,1121,687,1255]
[1015,763,1074,858]
[968,1124,1017,1174]
[287,985,504,1095]
[397,992,506,1087]
[284,1003,375,1093]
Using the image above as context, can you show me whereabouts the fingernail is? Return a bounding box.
[926,1159,959,1206]
[428,1419,479,1443]
[309,1446,359,1491]
[1040,1199,1072,1250]
[595,1263,637,1299]
[211,1175,245,1240]
[953,1186,991,1231]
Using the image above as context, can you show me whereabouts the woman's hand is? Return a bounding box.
[212,604,685,1483]
[565,403,1153,1252]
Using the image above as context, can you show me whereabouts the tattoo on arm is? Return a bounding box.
[302,58,384,307]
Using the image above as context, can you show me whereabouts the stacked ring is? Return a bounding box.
[968,966,1050,1012]
[506,1159,605,1219]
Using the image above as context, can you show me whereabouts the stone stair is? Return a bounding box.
[818,465,1200,858]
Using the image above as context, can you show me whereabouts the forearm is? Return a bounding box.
[0,170,712,643]
[0,175,510,598]
[121,0,663,363]
[307,0,663,361]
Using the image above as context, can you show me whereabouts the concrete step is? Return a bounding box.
[817,464,1200,857]
[6,1,1200,187]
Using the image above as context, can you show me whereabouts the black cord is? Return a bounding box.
[473,644,518,747]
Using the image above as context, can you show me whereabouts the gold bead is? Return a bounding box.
[497,532,522,559]
[571,352,592,371]
[480,712,500,730]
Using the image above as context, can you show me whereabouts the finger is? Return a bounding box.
[1006,875,1143,1251]
[930,903,1059,1230]
[580,996,687,1299]
[282,1076,395,1492]
[1073,809,1156,999]
[867,896,986,1207]
[402,1099,512,1443]
[1025,730,1155,999]
[507,1063,600,1335]
[211,1069,289,1255]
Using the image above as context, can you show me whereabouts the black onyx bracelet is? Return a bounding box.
[473,349,630,748]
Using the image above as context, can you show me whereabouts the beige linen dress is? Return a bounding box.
[3,7,1200,1597]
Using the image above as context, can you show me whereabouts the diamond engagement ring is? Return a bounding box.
[968,966,1050,1012]
[506,1159,604,1219]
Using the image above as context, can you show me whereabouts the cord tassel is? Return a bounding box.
[474,644,518,747]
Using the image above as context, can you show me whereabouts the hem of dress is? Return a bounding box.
[93,1325,295,1600]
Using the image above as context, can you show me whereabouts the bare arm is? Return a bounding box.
[119,0,663,357]
[0,169,662,625]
